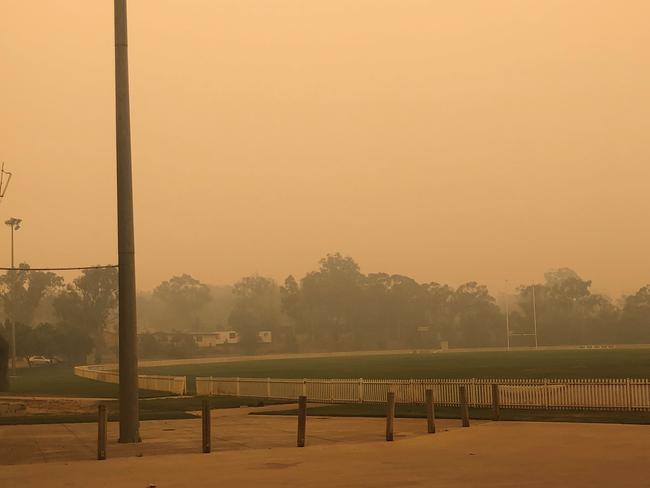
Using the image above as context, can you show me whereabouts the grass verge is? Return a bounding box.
[2,365,167,398]
[252,403,650,425]
[0,395,291,425]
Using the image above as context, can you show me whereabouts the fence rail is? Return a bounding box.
[74,365,186,395]
[195,376,650,411]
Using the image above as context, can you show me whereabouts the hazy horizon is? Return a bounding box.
[1,1,649,297]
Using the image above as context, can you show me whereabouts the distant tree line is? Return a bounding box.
[280,255,524,350]
[0,264,117,366]
[2,254,650,369]
[137,253,650,352]
[0,334,8,390]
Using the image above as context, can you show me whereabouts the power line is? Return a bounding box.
[0,265,118,271]
[0,162,12,199]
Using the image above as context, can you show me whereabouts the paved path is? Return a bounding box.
[0,406,476,465]
[1,420,648,487]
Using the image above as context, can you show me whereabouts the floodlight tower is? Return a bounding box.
[505,280,510,352]
[532,285,539,349]
[4,217,21,377]
[4,217,22,269]
[114,0,140,443]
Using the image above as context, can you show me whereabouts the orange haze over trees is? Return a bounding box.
[1,1,649,299]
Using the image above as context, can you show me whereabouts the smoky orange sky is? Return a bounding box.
[1,1,649,297]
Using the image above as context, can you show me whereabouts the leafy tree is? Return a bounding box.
[280,275,302,325]
[620,285,650,343]
[52,322,94,364]
[153,274,211,329]
[578,293,619,344]
[281,254,504,350]
[451,282,502,347]
[363,273,430,347]
[138,332,162,357]
[1,320,36,365]
[422,282,454,344]
[0,320,93,365]
[299,253,365,348]
[279,275,304,352]
[0,333,8,391]
[361,273,393,347]
[52,268,118,361]
[229,276,282,352]
[0,264,63,326]
[513,268,618,345]
[138,331,198,359]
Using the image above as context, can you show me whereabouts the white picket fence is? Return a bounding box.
[195,376,650,411]
[74,365,187,395]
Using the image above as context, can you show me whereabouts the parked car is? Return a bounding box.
[28,355,54,366]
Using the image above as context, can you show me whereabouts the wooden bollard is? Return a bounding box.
[297,395,307,447]
[491,384,500,421]
[202,399,211,453]
[425,389,436,434]
[386,391,396,441]
[97,404,107,460]
[459,385,470,427]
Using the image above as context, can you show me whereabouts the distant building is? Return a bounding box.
[191,331,240,347]
[192,330,272,347]
[141,330,272,348]
[257,331,272,344]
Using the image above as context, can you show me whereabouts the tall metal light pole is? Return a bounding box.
[4,217,21,377]
[4,217,21,269]
[505,280,510,352]
[114,0,140,443]
[532,285,539,349]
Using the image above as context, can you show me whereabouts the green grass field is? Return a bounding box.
[4,349,650,426]
[0,395,289,425]
[5,349,650,399]
[140,349,650,383]
[2,366,167,398]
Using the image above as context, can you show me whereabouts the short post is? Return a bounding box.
[97,404,107,460]
[386,391,396,441]
[202,399,211,453]
[425,389,436,434]
[491,384,500,421]
[459,385,470,427]
[297,395,307,447]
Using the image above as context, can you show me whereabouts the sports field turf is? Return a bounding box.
[140,349,650,382]
[6,349,650,399]
[2,365,166,398]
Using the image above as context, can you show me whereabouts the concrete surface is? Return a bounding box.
[0,406,474,465]
[1,419,648,487]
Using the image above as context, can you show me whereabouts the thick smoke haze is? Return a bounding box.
[1,1,649,295]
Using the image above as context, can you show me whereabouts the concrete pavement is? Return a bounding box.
[1,420,648,487]
[0,406,475,465]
